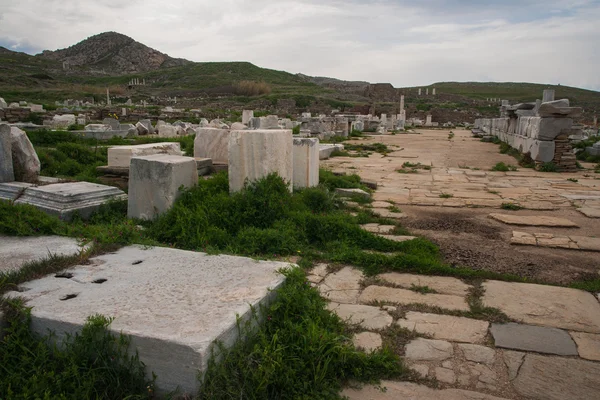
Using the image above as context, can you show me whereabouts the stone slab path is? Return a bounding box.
[0,235,89,273]
[511,231,600,251]
[489,213,578,227]
[311,265,600,400]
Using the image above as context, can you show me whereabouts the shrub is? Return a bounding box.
[292,125,301,135]
[233,81,272,96]
[0,202,63,236]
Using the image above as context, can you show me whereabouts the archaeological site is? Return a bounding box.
[1,5,600,399]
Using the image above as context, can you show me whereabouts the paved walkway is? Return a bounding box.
[323,129,600,214]
[310,265,600,400]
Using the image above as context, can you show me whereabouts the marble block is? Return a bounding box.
[228,129,293,192]
[128,154,198,220]
[108,143,182,168]
[194,128,230,164]
[293,138,319,189]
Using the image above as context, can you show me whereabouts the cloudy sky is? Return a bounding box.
[1,0,599,90]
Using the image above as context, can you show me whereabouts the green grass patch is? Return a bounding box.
[491,162,517,172]
[501,203,523,211]
[199,268,405,399]
[0,307,154,399]
[439,193,454,199]
[538,162,558,172]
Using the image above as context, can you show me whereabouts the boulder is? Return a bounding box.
[199,118,209,127]
[0,124,15,183]
[9,126,40,183]
[158,124,178,138]
[0,97,7,109]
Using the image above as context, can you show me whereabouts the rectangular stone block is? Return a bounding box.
[0,124,14,182]
[128,154,198,220]
[228,129,293,192]
[0,181,33,201]
[15,182,127,221]
[194,128,230,164]
[108,143,182,168]
[5,245,288,394]
[293,138,319,189]
[242,110,254,125]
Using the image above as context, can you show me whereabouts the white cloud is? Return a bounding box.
[0,0,599,90]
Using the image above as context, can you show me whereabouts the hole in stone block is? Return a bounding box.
[92,279,107,284]
[132,260,143,265]
[55,272,73,279]
[60,294,78,301]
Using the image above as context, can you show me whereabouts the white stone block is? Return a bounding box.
[128,154,198,220]
[5,245,288,394]
[194,128,230,164]
[293,138,319,189]
[228,129,293,192]
[108,143,182,168]
[530,140,556,162]
[158,124,177,138]
[0,124,14,183]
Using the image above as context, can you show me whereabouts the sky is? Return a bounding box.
[1,0,599,91]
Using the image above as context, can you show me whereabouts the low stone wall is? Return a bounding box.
[474,116,574,169]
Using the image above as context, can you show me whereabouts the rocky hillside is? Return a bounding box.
[37,32,190,74]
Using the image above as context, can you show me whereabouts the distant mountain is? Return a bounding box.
[37,32,190,74]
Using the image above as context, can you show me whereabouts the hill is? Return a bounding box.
[37,32,190,74]
[0,32,598,123]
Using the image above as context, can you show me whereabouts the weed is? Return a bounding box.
[396,168,418,174]
[491,162,517,172]
[448,133,455,140]
[567,178,579,183]
[388,206,401,213]
[487,190,500,195]
[292,125,301,135]
[402,162,431,171]
[439,193,454,199]
[538,162,558,172]
[409,284,437,294]
[501,203,523,211]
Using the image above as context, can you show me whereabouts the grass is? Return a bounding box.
[402,162,432,171]
[439,193,454,199]
[491,162,517,172]
[199,268,405,399]
[538,162,558,172]
[448,133,455,140]
[396,168,418,174]
[409,284,437,294]
[567,178,579,183]
[0,306,154,399]
[501,203,523,211]
[388,206,401,213]
[344,143,391,156]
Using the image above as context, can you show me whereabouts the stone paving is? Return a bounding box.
[310,265,600,399]
[323,129,600,218]
[511,231,600,251]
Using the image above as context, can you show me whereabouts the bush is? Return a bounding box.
[234,81,272,96]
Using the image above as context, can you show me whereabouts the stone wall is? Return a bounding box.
[474,94,581,171]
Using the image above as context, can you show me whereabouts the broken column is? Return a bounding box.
[292,138,319,189]
[0,124,15,183]
[228,129,293,192]
[425,115,433,126]
[128,154,198,220]
[194,128,230,164]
